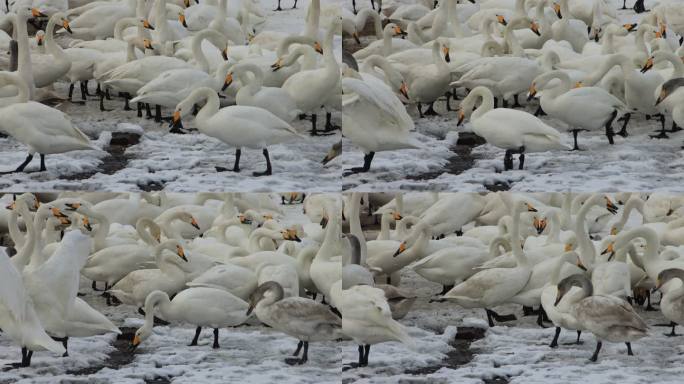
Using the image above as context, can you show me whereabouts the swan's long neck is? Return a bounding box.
[488,236,511,257]
[85,208,110,250]
[574,195,602,268]
[238,63,264,95]
[304,0,320,38]
[248,228,280,252]
[584,54,628,86]
[546,209,561,244]
[503,21,524,57]
[193,88,221,127]
[27,209,51,269]
[137,218,159,246]
[378,213,392,240]
[432,42,449,74]
[403,223,431,260]
[144,291,173,329]
[192,31,213,73]
[349,193,368,264]
[511,205,530,268]
[114,17,135,41]
[382,25,394,56]
[471,87,495,120]
[12,13,35,100]
[0,72,30,105]
[659,51,684,78]
[551,251,576,285]
[318,202,341,263]
[11,204,35,269]
[155,0,170,47]
[542,72,572,100]
[46,13,70,67]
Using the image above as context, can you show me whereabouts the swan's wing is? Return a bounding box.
[0,249,27,321]
[564,87,626,109]
[486,109,563,138]
[273,297,341,326]
[342,77,415,132]
[218,106,300,135]
[577,295,648,331]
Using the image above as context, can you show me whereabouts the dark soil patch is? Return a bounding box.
[406,132,485,181]
[61,132,140,181]
[484,181,511,192]
[66,327,137,376]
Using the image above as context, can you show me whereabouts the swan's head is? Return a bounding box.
[495,14,507,26]
[35,30,45,46]
[280,228,302,242]
[555,274,591,305]
[271,58,283,71]
[656,78,684,106]
[623,23,637,33]
[177,212,200,230]
[605,196,619,215]
[552,2,561,18]
[600,241,616,261]
[399,81,409,100]
[530,21,541,36]
[30,8,47,19]
[237,213,252,225]
[81,216,93,232]
[393,241,407,257]
[141,18,154,31]
[656,269,684,291]
[178,12,188,28]
[640,56,654,73]
[222,72,233,91]
[61,17,73,34]
[247,281,284,316]
[533,215,547,235]
[143,38,154,50]
[314,41,323,54]
[322,140,342,165]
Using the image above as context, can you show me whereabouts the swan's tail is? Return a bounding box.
[387,318,415,348]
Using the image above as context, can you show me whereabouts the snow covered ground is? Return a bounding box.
[341,206,684,384]
[0,203,341,384]
[0,0,343,192]
[341,1,684,192]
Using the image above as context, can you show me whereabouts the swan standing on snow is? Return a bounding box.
[655,268,684,337]
[529,70,626,150]
[247,281,343,365]
[171,87,302,176]
[131,287,250,350]
[457,86,569,171]
[0,72,96,174]
[555,273,648,361]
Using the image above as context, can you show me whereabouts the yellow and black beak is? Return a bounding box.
[31,8,47,18]
[65,202,81,211]
[143,39,153,50]
[171,110,182,129]
[246,301,255,316]
[392,211,403,221]
[659,23,667,39]
[526,203,538,212]
[393,242,407,257]
[238,214,253,225]
[322,141,341,165]
[442,45,450,63]
[640,56,654,73]
[605,197,618,214]
[530,21,540,36]
[352,31,361,44]
[393,25,407,37]
[601,243,615,261]
[62,19,73,34]
[573,81,583,89]
[554,289,564,306]
[283,229,302,242]
[577,259,587,271]
[179,13,188,28]
[553,3,562,18]
[528,82,537,101]
[457,109,465,126]
[190,217,200,230]
[221,48,228,61]
[314,41,323,54]
[533,217,546,235]
[82,216,93,232]
[36,34,44,46]
[143,19,154,30]
[271,58,283,72]
[564,243,573,252]
[51,207,69,218]
[654,278,662,292]
[176,244,188,261]
[399,82,409,99]
[623,23,637,32]
[496,14,507,26]
[222,72,233,91]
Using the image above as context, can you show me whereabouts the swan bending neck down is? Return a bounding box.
[555,273,648,362]
[0,72,95,174]
[457,86,568,171]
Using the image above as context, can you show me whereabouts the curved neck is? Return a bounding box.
[276,35,315,57]
[657,51,684,78]
[349,193,367,263]
[431,42,449,73]
[617,196,645,229]
[489,236,511,257]
[378,213,392,240]
[12,13,35,99]
[114,17,136,41]
[382,25,394,56]
[470,88,495,120]
[143,291,173,329]
[574,195,603,266]
[137,218,159,246]
[192,30,225,73]
[192,88,221,126]
[552,251,578,284]
[510,205,530,268]
[318,202,341,262]
[11,204,36,269]
[45,14,69,65]
[248,228,281,251]
[237,63,264,93]
[546,209,561,244]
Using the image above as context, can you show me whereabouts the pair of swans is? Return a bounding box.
[457,86,568,171]
[0,72,96,174]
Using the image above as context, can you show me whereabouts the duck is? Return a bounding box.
[554,273,648,361]
[456,86,569,171]
[0,72,96,174]
[131,287,250,350]
[247,281,343,365]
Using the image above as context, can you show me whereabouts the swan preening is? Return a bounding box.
[0,0,342,180]
[342,0,684,184]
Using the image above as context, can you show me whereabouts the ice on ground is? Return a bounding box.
[0,0,343,192]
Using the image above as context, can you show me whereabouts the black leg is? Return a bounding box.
[212,328,220,349]
[589,341,602,362]
[605,110,617,144]
[293,340,303,356]
[137,102,143,117]
[92,281,100,291]
[418,102,425,118]
[617,113,630,137]
[512,94,522,108]
[503,150,513,170]
[325,112,340,131]
[68,83,75,100]
[626,342,633,356]
[62,337,69,357]
[292,0,297,8]
[189,326,201,346]
[518,151,525,170]
[650,114,669,139]
[83,80,91,96]
[536,307,547,328]
[357,345,364,365]
[155,105,162,123]
[534,106,546,116]
[0,153,34,174]
[493,97,498,109]
[39,154,46,172]
[252,149,272,176]
[571,130,581,150]
[621,0,627,9]
[550,327,561,348]
[423,102,439,116]
[361,344,370,366]
[99,90,112,112]
[300,341,308,364]
[665,322,680,336]
[80,81,87,101]
[576,330,582,344]
[145,103,153,119]
[485,309,495,327]
[344,152,375,176]
[310,113,318,135]
[275,0,282,10]
[216,149,241,172]
[671,122,682,132]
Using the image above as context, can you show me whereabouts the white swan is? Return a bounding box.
[530,70,626,149]
[131,287,249,350]
[0,72,96,174]
[655,268,684,336]
[228,62,301,122]
[172,87,301,176]
[187,263,257,300]
[457,86,569,171]
[444,199,538,326]
[554,273,648,361]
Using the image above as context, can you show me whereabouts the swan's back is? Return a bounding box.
[574,295,648,342]
[264,297,342,341]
